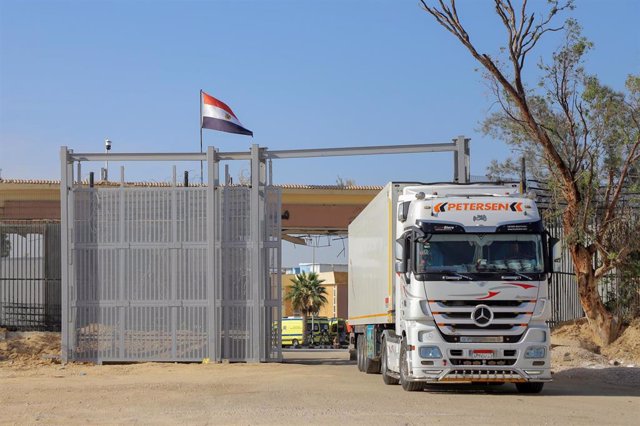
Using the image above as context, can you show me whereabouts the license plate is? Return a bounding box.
[460,336,503,343]
[471,350,495,359]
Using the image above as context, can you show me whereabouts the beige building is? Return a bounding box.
[282,271,348,319]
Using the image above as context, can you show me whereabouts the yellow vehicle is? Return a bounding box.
[281,317,304,348]
[281,316,331,347]
[310,317,331,346]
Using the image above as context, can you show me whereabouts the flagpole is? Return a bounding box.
[200,89,204,184]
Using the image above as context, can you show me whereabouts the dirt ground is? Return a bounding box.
[1,323,639,425]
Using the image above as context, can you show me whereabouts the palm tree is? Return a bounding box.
[285,271,328,345]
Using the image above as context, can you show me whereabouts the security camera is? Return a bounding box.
[105,138,112,151]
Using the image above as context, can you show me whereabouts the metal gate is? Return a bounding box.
[217,187,281,361]
[60,146,282,363]
[544,216,584,327]
[0,221,61,330]
[70,185,210,361]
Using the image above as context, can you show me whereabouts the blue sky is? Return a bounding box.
[1,0,638,265]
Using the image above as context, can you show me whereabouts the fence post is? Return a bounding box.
[60,147,70,362]
[250,144,265,362]
[206,146,219,361]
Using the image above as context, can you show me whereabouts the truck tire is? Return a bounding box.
[400,339,424,392]
[359,332,379,374]
[515,382,544,394]
[357,334,365,372]
[381,338,399,385]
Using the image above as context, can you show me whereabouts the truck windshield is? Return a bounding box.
[415,234,544,274]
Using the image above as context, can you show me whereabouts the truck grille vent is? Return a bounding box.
[430,300,535,336]
[441,333,523,343]
[451,324,514,330]
[449,359,517,366]
[438,300,524,307]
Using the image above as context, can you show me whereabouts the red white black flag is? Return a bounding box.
[200,91,253,136]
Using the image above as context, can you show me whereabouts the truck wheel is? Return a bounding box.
[357,334,365,372]
[515,382,544,394]
[400,339,424,392]
[359,333,379,374]
[381,338,399,385]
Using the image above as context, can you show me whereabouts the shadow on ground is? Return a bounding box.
[418,369,640,397]
[392,369,640,397]
[282,349,355,366]
[543,367,640,397]
[282,352,640,397]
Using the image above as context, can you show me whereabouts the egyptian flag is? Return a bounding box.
[200,90,253,136]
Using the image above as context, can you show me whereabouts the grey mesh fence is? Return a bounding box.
[264,189,282,361]
[60,147,282,363]
[543,212,640,327]
[218,186,252,361]
[216,186,282,362]
[0,221,61,331]
[70,186,209,362]
[544,215,583,327]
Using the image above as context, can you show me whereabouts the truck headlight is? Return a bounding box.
[524,346,546,359]
[419,346,442,359]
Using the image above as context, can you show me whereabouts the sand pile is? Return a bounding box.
[551,318,640,369]
[0,330,61,366]
[602,318,640,365]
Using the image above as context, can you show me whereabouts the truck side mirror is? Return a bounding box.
[398,201,411,223]
[548,236,561,272]
[395,233,411,283]
[551,237,561,262]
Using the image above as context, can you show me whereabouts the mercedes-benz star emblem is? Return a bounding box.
[471,304,494,327]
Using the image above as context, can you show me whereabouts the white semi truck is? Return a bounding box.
[348,182,559,393]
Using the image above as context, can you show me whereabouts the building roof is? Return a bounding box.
[0,178,382,191]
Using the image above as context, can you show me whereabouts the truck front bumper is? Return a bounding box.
[406,366,551,383]
[405,322,552,383]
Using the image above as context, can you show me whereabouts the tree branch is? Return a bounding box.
[422,0,580,207]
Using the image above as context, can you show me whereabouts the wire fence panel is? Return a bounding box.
[264,189,282,361]
[218,187,251,362]
[543,212,640,327]
[64,178,281,363]
[544,215,584,327]
[216,186,282,362]
[0,221,60,331]
[70,186,209,362]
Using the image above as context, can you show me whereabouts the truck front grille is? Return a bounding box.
[441,333,523,343]
[449,359,517,366]
[430,299,535,336]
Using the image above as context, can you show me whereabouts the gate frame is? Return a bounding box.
[60,136,471,362]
